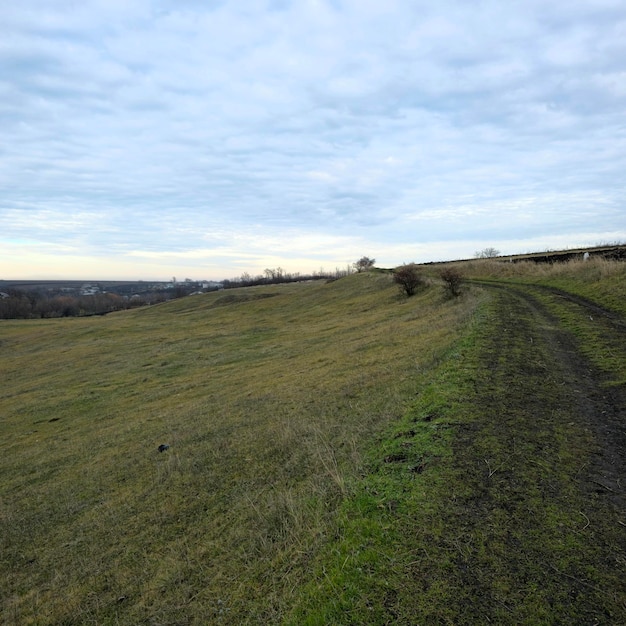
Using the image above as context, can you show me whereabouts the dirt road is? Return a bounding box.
[436,282,626,623]
[481,282,626,508]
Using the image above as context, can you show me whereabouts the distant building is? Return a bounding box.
[80,284,101,295]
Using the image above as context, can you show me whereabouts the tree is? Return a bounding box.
[475,247,500,259]
[0,291,33,319]
[393,263,426,297]
[354,256,375,272]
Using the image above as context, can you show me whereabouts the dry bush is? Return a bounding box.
[440,268,464,298]
[393,264,427,297]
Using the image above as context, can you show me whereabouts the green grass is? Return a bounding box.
[288,280,626,624]
[2,260,625,624]
[1,273,479,624]
[458,257,626,384]
[285,331,476,625]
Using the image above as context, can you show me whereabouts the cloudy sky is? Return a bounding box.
[2,0,625,280]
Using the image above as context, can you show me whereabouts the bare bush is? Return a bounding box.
[393,264,426,297]
[440,267,464,298]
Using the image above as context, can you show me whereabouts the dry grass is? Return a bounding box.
[458,255,622,281]
[449,256,626,316]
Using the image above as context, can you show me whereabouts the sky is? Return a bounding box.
[1,0,625,280]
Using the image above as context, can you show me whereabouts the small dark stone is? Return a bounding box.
[158,444,170,452]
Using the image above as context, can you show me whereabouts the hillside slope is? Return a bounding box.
[3,262,625,624]
[288,273,626,624]
[1,273,477,624]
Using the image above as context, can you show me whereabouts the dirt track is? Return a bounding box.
[440,282,626,623]
[484,283,626,510]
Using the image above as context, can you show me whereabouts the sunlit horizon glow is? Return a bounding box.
[2,1,625,280]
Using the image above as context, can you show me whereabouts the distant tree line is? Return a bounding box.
[0,288,193,320]
[222,266,354,289]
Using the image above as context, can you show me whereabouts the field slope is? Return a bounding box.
[1,273,476,624]
[287,269,626,624]
[2,262,625,624]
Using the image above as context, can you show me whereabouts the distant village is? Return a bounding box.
[0,268,345,319]
[0,278,223,299]
[72,278,224,298]
[0,278,224,319]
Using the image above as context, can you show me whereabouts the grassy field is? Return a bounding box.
[1,272,479,624]
[2,259,625,624]
[287,258,626,624]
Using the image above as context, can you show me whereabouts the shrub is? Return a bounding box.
[393,264,426,297]
[440,268,464,298]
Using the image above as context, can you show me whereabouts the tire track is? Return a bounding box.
[471,278,626,330]
[484,283,626,513]
[441,282,626,622]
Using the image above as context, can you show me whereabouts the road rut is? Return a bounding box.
[439,282,626,623]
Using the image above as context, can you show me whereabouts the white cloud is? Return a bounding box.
[1,0,625,278]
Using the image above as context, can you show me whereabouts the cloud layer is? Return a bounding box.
[2,0,625,278]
